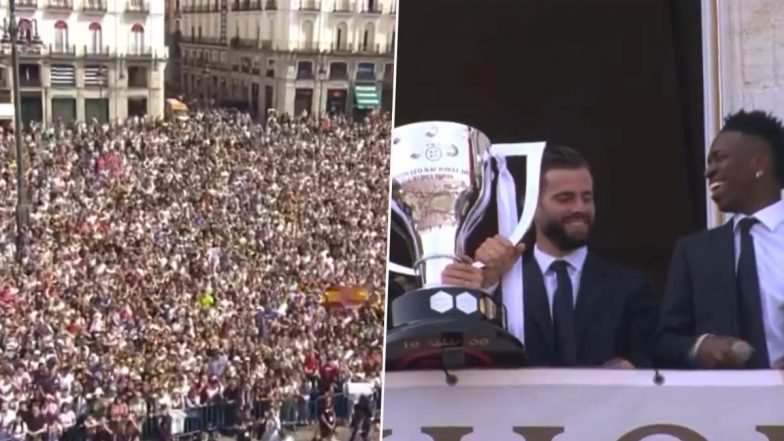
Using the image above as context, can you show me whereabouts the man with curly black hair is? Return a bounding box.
[656,110,784,370]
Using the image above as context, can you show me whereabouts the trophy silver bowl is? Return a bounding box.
[386,121,545,371]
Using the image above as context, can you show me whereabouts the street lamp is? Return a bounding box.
[7,0,29,264]
[318,63,327,117]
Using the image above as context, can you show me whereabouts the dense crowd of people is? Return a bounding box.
[0,109,389,441]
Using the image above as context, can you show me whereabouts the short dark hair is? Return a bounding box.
[541,143,590,176]
[721,110,784,183]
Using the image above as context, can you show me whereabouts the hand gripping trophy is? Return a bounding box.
[386,121,545,373]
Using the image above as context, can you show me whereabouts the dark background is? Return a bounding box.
[393,0,708,290]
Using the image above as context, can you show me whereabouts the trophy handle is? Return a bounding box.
[388,262,418,277]
[489,142,546,246]
[388,199,421,277]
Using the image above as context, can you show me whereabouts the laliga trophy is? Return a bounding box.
[386,121,545,372]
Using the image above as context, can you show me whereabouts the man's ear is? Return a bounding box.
[750,150,768,176]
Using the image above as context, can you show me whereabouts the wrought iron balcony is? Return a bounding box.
[16,0,38,10]
[126,0,149,14]
[332,0,353,12]
[83,0,108,13]
[299,0,320,11]
[46,0,73,11]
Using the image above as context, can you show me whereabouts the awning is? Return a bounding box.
[353,83,380,109]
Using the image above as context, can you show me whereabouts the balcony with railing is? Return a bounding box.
[265,0,277,10]
[299,0,320,11]
[181,36,225,46]
[126,0,149,13]
[46,0,73,11]
[83,0,107,13]
[16,0,38,9]
[184,3,220,13]
[360,1,382,13]
[229,37,257,49]
[332,0,353,12]
[357,42,386,54]
[49,44,77,58]
[83,45,114,58]
[292,40,320,53]
[233,0,263,10]
[126,46,154,59]
[330,42,352,53]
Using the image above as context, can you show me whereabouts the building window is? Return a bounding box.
[50,65,76,86]
[362,23,375,51]
[356,62,375,81]
[85,65,108,86]
[54,21,68,52]
[127,66,148,88]
[384,63,394,80]
[18,19,33,43]
[301,20,314,50]
[18,64,41,87]
[335,22,347,51]
[296,61,313,80]
[329,62,347,80]
[131,23,145,54]
[89,22,102,54]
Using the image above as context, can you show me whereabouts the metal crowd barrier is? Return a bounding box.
[0,392,381,441]
[137,392,380,440]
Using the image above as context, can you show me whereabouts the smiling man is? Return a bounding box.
[656,110,784,369]
[442,145,657,368]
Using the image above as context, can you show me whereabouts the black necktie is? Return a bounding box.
[736,217,770,368]
[551,260,577,366]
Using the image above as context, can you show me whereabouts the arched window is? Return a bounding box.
[131,23,144,54]
[335,22,347,51]
[89,22,102,54]
[362,22,375,52]
[54,20,68,52]
[17,19,33,42]
[301,20,314,50]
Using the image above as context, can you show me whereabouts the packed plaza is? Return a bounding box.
[0,108,389,441]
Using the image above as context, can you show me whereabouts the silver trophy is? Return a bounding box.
[386,121,545,371]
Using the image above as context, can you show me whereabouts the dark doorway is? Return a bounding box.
[326,89,347,115]
[20,93,42,126]
[251,83,259,119]
[127,97,148,117]
[381,87,392,113]
[85,98,109,123]
[264,85,274,120]
[394,0,706,289]
[51,97,76,122]
[294,88,313,116]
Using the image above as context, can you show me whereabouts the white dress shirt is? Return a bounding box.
[733,199,784,367]
[533,245,588,316]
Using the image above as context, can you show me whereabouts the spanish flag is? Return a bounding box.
[321,285,369,309]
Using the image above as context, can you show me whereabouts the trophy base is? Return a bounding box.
[386,286,528,371]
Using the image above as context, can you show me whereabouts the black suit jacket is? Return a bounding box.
[655,222,749,368]
[519,252,657,368]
